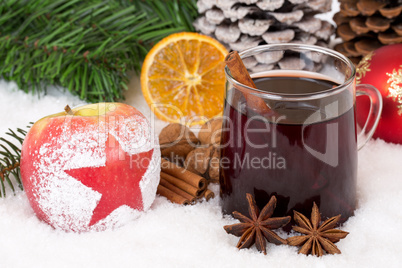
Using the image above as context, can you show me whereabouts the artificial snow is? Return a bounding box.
[2,74,402,268]
[1,2,402,267]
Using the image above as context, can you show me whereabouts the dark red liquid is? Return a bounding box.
[220,75,357,226]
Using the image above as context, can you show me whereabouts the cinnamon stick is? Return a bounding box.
[225,51,271,116]
[161,171,202,198]
[203,189,215,201]
[161,158,207,190]
[160,177,196,204]
[157,185,190,205]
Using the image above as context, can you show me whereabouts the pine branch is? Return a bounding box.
[0,0,198,103]
[0,125,31,197]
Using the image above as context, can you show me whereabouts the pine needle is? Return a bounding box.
[0,0,198,103]
[0,125,31,197]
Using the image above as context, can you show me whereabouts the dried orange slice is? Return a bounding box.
[141,32,228,125]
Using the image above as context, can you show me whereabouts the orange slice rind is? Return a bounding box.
[141,32,228,125]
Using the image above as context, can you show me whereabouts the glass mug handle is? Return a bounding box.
[356,84,383,150]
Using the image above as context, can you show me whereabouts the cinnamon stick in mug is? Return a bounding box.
[225,51,272,117]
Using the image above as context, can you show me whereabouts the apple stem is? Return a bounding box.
[64,105,74,115]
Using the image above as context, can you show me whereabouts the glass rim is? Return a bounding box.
[224,43,356,101]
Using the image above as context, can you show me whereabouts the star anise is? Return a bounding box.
[287,203,349,257]
[223,193,290,255]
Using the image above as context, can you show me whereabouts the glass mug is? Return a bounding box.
[219,44,382,224]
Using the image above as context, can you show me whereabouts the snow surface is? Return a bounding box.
[1,2,402,267]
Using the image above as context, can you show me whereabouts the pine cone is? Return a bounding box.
[334,0,402,64]
[194,0,335,70]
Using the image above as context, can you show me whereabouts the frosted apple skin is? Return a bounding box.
[20,103,160,232]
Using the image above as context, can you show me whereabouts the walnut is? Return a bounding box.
[198,117,223,145]
[159,123,199,162]
[185,145,221,183]
[185,146,210,176]
[159,119,223,183]
[185,118,223,182]
[208,146,220,182]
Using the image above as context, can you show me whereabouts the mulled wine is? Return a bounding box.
[220,72,358,224]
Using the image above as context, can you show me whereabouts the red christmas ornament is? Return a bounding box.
[356,43,402,144]
[20,103,160,232]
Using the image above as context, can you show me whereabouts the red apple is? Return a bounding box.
[20,103,160,232]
